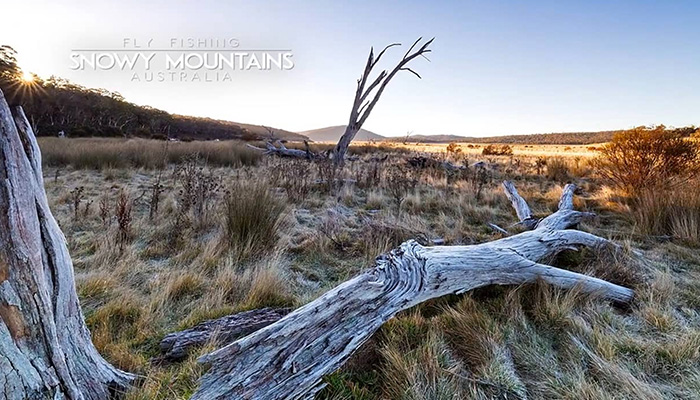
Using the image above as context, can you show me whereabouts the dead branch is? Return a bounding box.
[332,38,434,165]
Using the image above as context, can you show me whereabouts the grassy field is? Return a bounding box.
[37,137,700,399]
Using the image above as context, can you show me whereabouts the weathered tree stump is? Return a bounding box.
[0,90,134,399]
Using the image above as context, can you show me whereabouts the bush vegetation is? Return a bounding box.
[594,125,700,194]
[482,144,513,156]
[32,136,700,399]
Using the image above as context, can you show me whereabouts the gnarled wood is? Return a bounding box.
[0,91,134,399]
[332,38,433,166]
[191,180,634,400]
[247,140,317,159]
[159,307,291,361]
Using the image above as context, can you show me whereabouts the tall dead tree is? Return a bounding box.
[191,181,634,399]
[0,89,134,399]
[332,37,434,165]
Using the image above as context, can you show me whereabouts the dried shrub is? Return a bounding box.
[482,144,513,156]
[463,163,491,201]
[535,157,547,175]
[446,142,462,154]
[546,157,570,182]
[593,125,700,194]
[69,186,85,221]
[385,164,418,213]
[277,159,313,203]
[316,158,340,194]
[174,155,222,226]
[115,190,132,249]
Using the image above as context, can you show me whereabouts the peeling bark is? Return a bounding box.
[191,180,634,400]
[0,90,133,400]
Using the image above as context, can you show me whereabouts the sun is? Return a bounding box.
[21,71,34,83]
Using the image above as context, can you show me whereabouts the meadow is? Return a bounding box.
[37,137,700,399]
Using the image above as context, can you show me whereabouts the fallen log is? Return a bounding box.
[247,140,317,159]
[190,181,634,400]
[159,307,291,361]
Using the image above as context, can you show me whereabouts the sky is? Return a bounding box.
[2,0,699,137]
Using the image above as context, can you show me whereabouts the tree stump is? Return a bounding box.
[0,90,134,400]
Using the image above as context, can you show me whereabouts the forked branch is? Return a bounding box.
[332,37,434,165]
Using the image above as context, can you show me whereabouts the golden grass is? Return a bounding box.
[39,137,261,169]
[35,137,700,399]
[633,184,700,244]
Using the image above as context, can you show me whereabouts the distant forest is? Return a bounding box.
[465,131,619,145]
[385,132,621,145]
[389,127,698,145]
[0,45,302,141]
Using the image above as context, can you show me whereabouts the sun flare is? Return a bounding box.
[21,71,34,83]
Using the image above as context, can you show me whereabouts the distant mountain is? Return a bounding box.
[299,125,384,142]
[386,131,618,145]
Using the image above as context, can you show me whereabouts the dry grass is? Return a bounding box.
[39,137,261,169]
[222,180,287,261]
[633,184,700,244]
[36,138,700,399]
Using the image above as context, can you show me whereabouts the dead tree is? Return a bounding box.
[0,91,134,399]
[332,37,434,166]
[191,181,634,399]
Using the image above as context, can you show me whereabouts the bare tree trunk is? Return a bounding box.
[0,90,134,399]
[332,38,433,166]
[191,181,633,400]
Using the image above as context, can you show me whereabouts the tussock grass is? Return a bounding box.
[633,184,700,244]
[38,139,699,399]
[39,137,261,169]
[221,180,287,261]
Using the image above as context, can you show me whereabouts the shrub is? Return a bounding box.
[482,144,513,156]
[546,157,570,182]
[385,164,418,213]
[222,181,286,260]
[593,125,700,194]
[446,142,462,154]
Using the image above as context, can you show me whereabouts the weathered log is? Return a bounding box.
[159,307,291,361]
[191,181,634,400]
[501,181,596,232]
[0,91,134,399]
[247,140,317,159]
[502,180,539,230]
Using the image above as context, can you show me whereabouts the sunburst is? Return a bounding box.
[4,69,46,103]
[21,71,34,83]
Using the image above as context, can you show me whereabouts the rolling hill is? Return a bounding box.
[299,125,385,142]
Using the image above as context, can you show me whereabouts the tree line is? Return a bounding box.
[0,45,259,140]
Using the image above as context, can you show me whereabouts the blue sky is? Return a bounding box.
[2,0,699,136]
